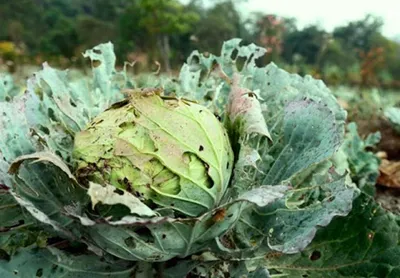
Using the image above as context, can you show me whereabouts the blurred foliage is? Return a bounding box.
[1,0,400,88]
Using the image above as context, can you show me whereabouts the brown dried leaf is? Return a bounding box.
[378,159,400,188]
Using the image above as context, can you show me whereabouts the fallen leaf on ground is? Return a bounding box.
[378,159,400,188]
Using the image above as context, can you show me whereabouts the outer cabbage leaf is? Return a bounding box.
[0,73,20,101]
[0,247,136,278]
[173,39,355,256]
[6,153,90,251]
[0,186,46,256]
[384,107,400,134]
[175,38,344,122]
[161,193,399,278]
[24,42,130,162]
[0,43,133,256]
[263,193,400,278]
[66,184,288,262]
[335,122,381,195]
[231,175,358,254]
[175,38,347,190]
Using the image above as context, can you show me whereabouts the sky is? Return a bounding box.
[185,0,400,39]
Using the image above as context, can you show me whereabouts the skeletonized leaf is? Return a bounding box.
[88,182,156,217]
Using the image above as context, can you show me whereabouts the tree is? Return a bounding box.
[282,25,328,66]
[333,14,384,53]
[191,1,245,55]
[128,0,199,73]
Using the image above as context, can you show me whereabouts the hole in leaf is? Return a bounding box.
[51,264,58,273]
[133,227,154,244]
[70,99,77,107]
[113,188,124,195]
[92,59,101,68]
[230,49,239,60]
[162,234,166,239]
[310,250,321,261]
[36,268,43,277]
[39,125,50,135]
[93,49,102,55]
[199,145,204,152]
[203,91,214,101]
[124,237,136,248]
[189,54,200,66]
[248,92,256,98]
[0,249,10,261]
[47,108,57,122]
[236,56,247,71]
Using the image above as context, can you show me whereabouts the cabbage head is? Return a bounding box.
[73,88,234,217]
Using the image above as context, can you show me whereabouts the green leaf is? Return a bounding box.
[337,122,381,195]
[0,74,20,101]
[0,99,35,187]
[263,99,343,185]
[0,187,45,255]
[228,174,358,255]
[384,107,400,134]
[174,39,356,258]
[0,247,136,278]
[8,152,88,240]
[65,185,288,262]
[265,193,400,277]
[24,43,130,162]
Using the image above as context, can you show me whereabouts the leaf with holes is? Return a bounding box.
[0,247,137,278]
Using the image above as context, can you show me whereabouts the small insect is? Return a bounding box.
[265,251,283,259]
[212,208,227,222]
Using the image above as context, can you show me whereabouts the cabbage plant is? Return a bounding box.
[0,40,399,277]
